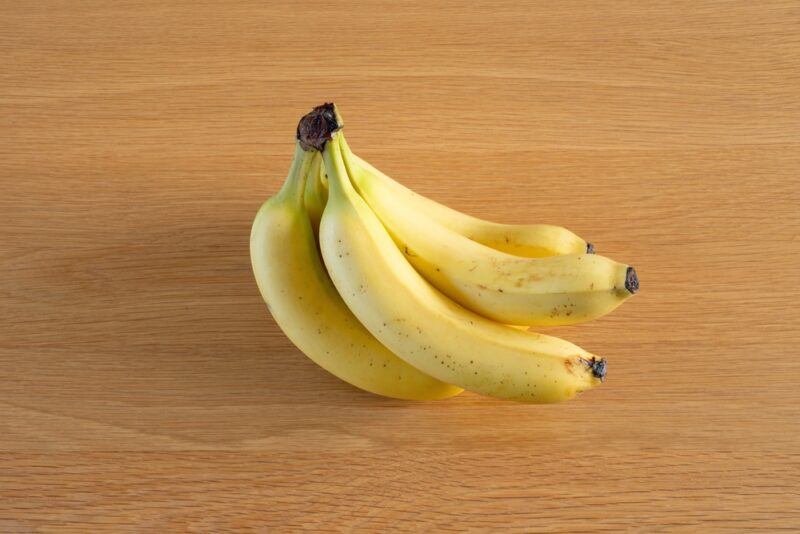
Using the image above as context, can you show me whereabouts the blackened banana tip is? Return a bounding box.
[625,266,639,294]
[586,242,595,254]
[590,358,607,382]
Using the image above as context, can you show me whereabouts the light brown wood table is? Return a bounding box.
[2,1,798,531]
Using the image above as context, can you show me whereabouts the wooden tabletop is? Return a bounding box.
[3,1,799,531]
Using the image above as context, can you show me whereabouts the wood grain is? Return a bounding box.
[2,0,799,531]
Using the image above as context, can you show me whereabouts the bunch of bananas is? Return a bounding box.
[250,103,639,403]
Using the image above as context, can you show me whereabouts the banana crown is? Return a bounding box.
[249,102,642,403]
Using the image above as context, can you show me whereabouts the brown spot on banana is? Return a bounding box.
[403,245,417,257]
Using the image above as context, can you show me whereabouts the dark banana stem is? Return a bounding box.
[297,103,342,151]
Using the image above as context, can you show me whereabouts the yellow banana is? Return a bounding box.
[309,137,589,257]
[340,137,637,327]
[346,149,592,257]
[312,114,605,403]
[250,142,461,401]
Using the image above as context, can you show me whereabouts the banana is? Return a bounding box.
[310,139,590,257]
[250,142,461,401]
[340,136,638,327]
[311,110,605,403]
[346,148,592,257]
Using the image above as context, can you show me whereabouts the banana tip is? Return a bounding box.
[590,358,607,382]
[625,266,639,294]
[586,242,595,254]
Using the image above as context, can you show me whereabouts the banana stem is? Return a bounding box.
[277,143,315,204]
[322,135,353,199]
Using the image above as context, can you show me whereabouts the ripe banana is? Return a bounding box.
[345,147,592,257]
[315,120,606,403]
[307,137,589,257]
[250,142,461,401]
[339,137,638,327]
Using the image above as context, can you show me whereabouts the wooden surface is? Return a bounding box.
[2,1,799,531]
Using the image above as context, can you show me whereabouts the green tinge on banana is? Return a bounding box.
[250,143,461,401]
[316,126,605,404]
[341,137,637,326]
